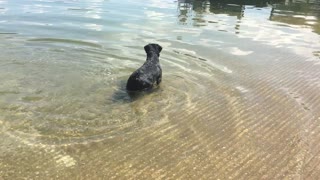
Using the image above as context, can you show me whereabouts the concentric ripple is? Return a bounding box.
[0,42,224,146]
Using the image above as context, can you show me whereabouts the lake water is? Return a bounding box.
[1,0,320,179]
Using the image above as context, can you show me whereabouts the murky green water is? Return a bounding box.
[1,0,320,179]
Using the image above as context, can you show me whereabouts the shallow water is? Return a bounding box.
[1,0,320,179]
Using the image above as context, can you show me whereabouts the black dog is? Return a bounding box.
[126,44,162,91]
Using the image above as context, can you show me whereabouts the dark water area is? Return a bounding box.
[1,0,320,179]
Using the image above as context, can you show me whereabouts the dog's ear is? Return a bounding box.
[144,44,151,53]
[156,44,162,53]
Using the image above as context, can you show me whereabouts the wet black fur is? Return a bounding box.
[126,44,162,91]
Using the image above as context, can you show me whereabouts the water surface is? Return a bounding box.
[1,0,320,179]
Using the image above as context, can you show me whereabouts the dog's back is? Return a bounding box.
[126,44,162,91]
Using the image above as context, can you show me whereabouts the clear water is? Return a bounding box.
[1,0,320,179]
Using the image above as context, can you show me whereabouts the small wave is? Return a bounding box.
[0,32,18,34]
[67,8,93,11]
[28,38,102,48]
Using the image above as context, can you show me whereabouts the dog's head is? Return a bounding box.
[144,43,162,56]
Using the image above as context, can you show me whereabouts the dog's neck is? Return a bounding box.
[146,51,159,61]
